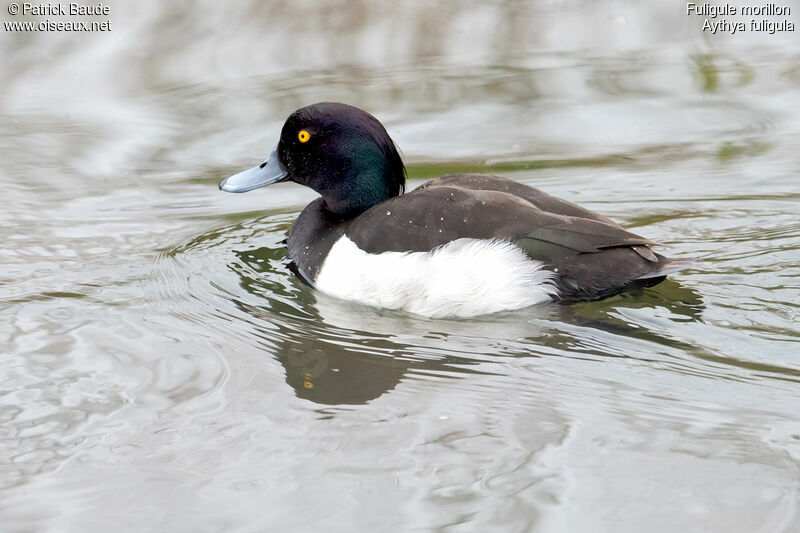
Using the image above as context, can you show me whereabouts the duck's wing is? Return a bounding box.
[346,183,656,264]
[416,174,621,227]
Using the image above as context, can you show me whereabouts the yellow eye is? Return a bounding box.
[298,130,310,143]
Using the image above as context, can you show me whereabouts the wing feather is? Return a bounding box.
[347,175,657,264]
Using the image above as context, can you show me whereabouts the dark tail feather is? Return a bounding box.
[636,257,698,280]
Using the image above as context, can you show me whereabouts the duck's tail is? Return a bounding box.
[636,256,698,280]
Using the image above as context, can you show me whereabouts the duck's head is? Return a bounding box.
[219,102,405,217]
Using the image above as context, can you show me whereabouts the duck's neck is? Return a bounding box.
[323,153,405,218]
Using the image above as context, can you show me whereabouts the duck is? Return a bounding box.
[219,102,693,318]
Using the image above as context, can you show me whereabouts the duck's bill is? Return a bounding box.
[218,147,289,193]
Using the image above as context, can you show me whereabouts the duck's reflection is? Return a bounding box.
[231,245,706,406]
[281,342,409,405]
[231,293,527,405]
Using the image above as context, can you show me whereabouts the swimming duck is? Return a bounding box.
[220,102,692,318]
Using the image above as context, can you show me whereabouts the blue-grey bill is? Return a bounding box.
[219,147,289,193]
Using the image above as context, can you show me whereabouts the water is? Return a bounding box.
[2,1,800,531]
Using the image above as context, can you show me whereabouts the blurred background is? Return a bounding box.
[2,1,799,532]
[4,0,799,183]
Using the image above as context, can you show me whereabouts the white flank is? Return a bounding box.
[315,236,559,318]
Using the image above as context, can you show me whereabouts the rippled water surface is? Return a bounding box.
[2,1,800,531]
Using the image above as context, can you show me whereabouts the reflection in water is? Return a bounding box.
[232,297,412,405]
